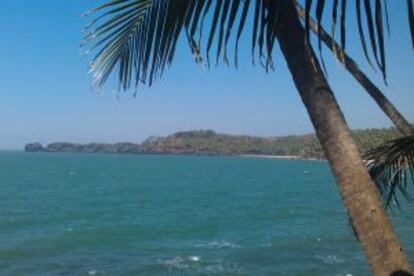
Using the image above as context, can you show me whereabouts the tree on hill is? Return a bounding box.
[82,1,414,274]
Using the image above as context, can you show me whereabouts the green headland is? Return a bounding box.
[25,126,402,159]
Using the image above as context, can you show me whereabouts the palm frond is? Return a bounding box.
[364,136,414,210]
[83,0,414,91]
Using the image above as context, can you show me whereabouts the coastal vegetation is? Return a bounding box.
[25,126,402,159]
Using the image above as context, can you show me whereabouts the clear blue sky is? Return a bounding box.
[0,1,413,149]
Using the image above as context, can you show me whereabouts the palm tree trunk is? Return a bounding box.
[295,4,414,137]
[276,1,413,275]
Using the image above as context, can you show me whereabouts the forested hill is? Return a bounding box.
[25,127,402,159]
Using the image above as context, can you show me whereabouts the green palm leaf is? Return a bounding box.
[83,0,414,91]
[365,136,414,209]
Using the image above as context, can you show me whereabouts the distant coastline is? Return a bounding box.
[24,126,401,159]
[239,154,323,161]
[240,154,301,159]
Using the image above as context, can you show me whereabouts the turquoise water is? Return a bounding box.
[0,152,412,275]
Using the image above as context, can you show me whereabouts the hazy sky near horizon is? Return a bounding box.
[0,1,413,149]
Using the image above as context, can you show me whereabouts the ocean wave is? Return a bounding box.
[158,256,188,270]
[204,264,225,273]
[204,263,243,274]
[188,256,201,262]
[315,254,344,264]
[262,242,274,248]
[195,241,239,249]
[158,255,201,270]
[157,257,245,275]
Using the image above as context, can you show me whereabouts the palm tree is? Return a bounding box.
[294,3,414,212]
[82,0,414,274]
[295,3,414,137]
[295,4,414,211]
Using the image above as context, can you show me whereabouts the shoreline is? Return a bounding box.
[239,154,321,161]
[22,150,323,160]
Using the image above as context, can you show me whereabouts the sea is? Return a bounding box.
[0,151,413,275]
